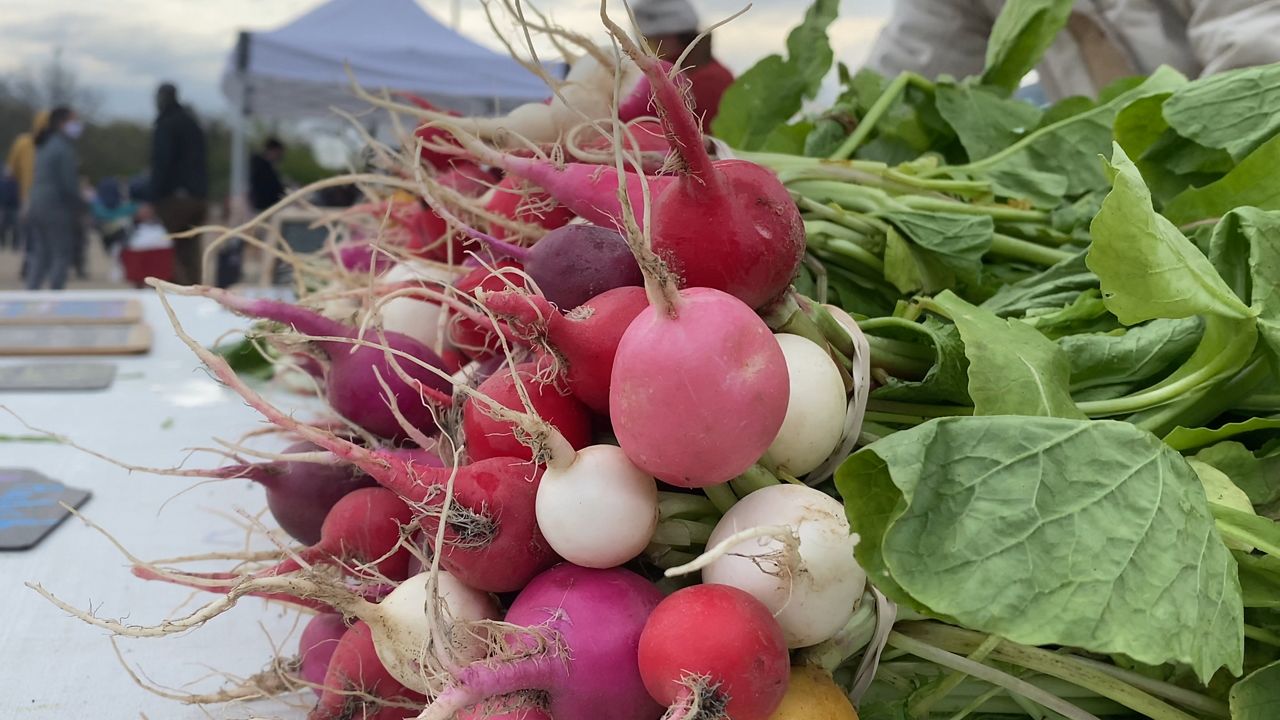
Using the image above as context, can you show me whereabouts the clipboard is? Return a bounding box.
[0,362,118,391]
[0,324,152,356]
[0,299,144,325]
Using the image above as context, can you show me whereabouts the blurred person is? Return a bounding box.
[25,107,84,291]
[0,173,17,250]
[632,0,735,131]
[249,137,287,212]
[6,110,49,275]
[149,82,208,285]
[866,1,1280,102]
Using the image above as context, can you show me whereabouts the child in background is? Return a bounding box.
[90,177,137,283]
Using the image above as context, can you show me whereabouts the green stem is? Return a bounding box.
[865,336,935,379]
[864,411,930,426]
[829,72,914,161]
[651,518,714,547]
[1079,341,1251,417]
[1146,355,1271,439]
[945,684,1012,720]
[702,483,737,515]
[799,197,889,236]
[1236,394,1280,412]
[901,196,1048,224]
[900,623,1218,720]
[825,239,885,273]
[867,399,973,418]
[990,233,1073,266]
[1245,624,1280,648]
[657,491,718,522]
[729,464,780,498]
[911,634,1006,716]
[887,632,1102,720]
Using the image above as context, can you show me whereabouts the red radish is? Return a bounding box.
[174,284,452,440]
[463,362,591,462]
[309,620,427,720]
[419,564,664,720]
[485,175,574,240]
[447,261,529,360]
[335,241,394,275]
[300,613,348,695]
[638,584,790,720]
[136,487,416,585]
[570,119,671,173]
[611,287,790,488]
[481,286,649,414]
[215,440,379,545]
[438,160,497,197]
[401,93,464,171]
[603,13,806,310]
[459,702,550,720]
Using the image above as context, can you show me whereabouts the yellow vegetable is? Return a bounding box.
[768,665,859,720]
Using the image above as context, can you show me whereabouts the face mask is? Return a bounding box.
[63,121,84,139]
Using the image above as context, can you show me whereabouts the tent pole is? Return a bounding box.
[229,31,251,225]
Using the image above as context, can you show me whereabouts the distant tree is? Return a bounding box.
[5,48,103,119]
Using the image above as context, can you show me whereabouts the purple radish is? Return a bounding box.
[420,564,664,720]
[301,613,349,695]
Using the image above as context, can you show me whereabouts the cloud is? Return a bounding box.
[1,0,892,120]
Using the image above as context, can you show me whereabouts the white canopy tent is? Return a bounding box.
[219,0,555,213]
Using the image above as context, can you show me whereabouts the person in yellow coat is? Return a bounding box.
[6,109,49,206]
[5,109,50,276]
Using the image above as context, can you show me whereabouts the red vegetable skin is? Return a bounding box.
[447,261,529,360]
[300,613,348,695]
[638,584,790,720]
[463,362,592,462]
[309,621,426,720]
[482,286,649,415]
[611,288,789,487]
[485,175,575,240]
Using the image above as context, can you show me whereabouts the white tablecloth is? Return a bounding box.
[0,290,315,719]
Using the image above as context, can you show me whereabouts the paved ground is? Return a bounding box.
[0,234,129,291]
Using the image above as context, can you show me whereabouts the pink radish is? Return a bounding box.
[638,584,790,720]
[439,160,498,198]
[485,175,574,240]
[309,620,426,720]
[462,362,591,462]
[447,261,529,360]
[611,287,790,488]
[419,564,664,720]
[300,613,348,695]
[171,284,452,441]
[481,286,649,414]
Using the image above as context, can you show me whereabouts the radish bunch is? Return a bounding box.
[34,7,870,720]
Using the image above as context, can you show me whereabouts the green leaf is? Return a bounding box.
[1060,317,1202,391]
[931,291,1084,418]
[213,337,275,380]
[1237,553,1280,608]
[1113,93,1172,159]
[981,251,1098,317]
[711,0,838,150]
[1212,504,1280,558]
[980,0,1074,92]
[1087,143,1254,324]
[958,67,1187,205]
[884,212,994,291]
[1035,95,1095,128]
[1164,64,1280,162]
[871,320,972,406]
[1194,441,1280,508]
[1164,133,1280,226]
[836,415,1244,682]
[758,121,814,155]
[1231,660,1280,720]
[934,83,1042,161]
[1208,208,1280,366]
[1191,460,1257,552]
[1166,416,1280,453]
[1021,288,1112,339]
[883,229,927,294]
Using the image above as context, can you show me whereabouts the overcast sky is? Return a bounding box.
[0,0,893,121]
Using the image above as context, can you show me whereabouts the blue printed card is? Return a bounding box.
[0,469,91,550]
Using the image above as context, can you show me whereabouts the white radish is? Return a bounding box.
[671,484,865,649]
[536,443,659,568]
[378,260,460,352]
[762,334,848,477]
[362,571,499,693]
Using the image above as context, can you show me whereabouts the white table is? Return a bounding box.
[0,290,317,719]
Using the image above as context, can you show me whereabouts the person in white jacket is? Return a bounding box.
[866,0,1280,101]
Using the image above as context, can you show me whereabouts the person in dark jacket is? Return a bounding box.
[25,107,83,290]
[149,82,208,285]
[0,173,17,250]
[249,137,286,212]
